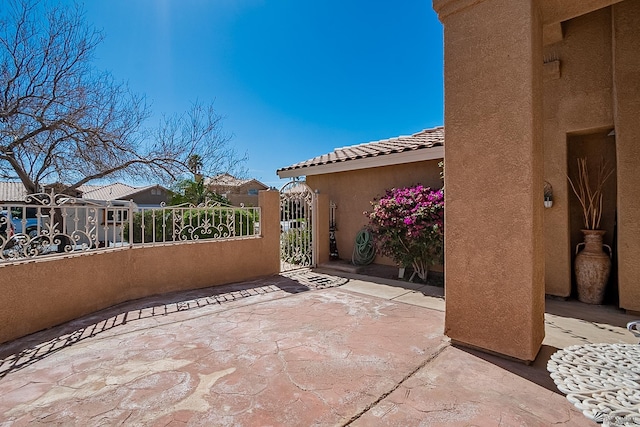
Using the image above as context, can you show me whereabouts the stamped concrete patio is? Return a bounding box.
[0,269,636,426]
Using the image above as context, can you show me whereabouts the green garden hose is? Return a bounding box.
[352,229,376,265]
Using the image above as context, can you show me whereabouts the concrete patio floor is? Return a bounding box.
[0,269,637,426]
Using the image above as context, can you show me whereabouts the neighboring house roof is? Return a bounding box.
[205,173,268,190]
[0,182,28,202]
[0,181,168,203]
[277,126,445,178]
[78,183,167,201]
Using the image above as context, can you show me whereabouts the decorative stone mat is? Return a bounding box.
[548,343,640,424]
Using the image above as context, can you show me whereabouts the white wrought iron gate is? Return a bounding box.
[280,180,316,272]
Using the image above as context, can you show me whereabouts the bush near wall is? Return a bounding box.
[367,185,444,282]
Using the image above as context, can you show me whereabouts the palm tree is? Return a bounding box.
[187,154,204,182]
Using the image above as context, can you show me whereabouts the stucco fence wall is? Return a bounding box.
[0,190,280,345]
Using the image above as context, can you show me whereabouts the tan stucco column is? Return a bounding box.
[258,189,282,271]
[433,0,545,361]
[612,1,640,313]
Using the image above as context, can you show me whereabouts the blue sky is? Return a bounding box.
[78,1,444,188]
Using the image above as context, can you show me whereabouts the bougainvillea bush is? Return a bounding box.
[367,185,444,282]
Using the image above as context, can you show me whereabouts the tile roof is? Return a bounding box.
[204,173,268,189]
[277,126,444,174]
[205,173,249,187]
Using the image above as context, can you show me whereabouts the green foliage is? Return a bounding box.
[280,228,312,265]
[181,208,256,239]
[124,207,257,243]
[169,179,230,206]
[367,185,444,281]
[124,210,172,243]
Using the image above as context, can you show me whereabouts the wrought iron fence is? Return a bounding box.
[279,180,315,271]
[0,193,261,263]
[129,203,260,244]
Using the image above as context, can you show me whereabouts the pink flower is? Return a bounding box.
[365,184,445,268]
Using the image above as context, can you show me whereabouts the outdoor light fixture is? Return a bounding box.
[544,181,553,208]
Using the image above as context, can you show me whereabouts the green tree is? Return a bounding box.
[169,179,229,206]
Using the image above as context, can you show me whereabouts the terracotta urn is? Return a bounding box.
[575,229,611,304]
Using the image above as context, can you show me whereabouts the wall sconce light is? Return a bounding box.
[544,181,553,208]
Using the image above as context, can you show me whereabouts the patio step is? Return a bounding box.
[318,261,362,274]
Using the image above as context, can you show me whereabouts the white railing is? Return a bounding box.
[132,203,260,245]
[0,193,261,263]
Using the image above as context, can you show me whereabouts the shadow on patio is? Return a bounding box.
[0,268,628,425]
[0,270,347,380]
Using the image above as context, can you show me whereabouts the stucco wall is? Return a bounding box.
[542,7,615,297]
[435,0,545,362]
[228,194,259,207]
[210,181,267,207]
[130,188,169,206]
[432,0,637,360]
[306,160,443,268]
[543,3,640,311]
[612,1,640,312]
[0,190,280,345]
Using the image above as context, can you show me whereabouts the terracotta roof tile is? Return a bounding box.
[277,126,444,174]
[204,173,250,187]
[204,173,268,189]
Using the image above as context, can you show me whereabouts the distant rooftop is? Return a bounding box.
[0,182,28,202]
[78,183,163,201]
[277,126,444,178]
[205,173,268,189]
[0,181,166,203]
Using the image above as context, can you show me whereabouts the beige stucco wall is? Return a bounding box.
[0,190,280,345]
[306,160,443,268]
[542,7,615,297]
[542,2,640,312]
[129,187,169,206]
[435,0,545,362]
[210,181,267,207]
[612,1,640,312]
[433,0,640,360]
[228,194,259,207]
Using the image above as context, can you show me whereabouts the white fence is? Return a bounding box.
[0,193,260,263]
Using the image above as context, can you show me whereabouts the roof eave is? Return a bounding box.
[277,145,444,179]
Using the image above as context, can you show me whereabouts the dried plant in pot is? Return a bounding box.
[567,157,615,304]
